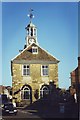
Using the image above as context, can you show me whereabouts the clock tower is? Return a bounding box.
[25,9,38,48]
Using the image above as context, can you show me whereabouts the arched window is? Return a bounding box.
[40,86,49,98]
[21,86,30,100]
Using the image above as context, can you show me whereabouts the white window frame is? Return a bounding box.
[22,65,30,76]
[21,86,30,100]
[41,65,49,76]
[32,46,38,54]
[40,86,49,98]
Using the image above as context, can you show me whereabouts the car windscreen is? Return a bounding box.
[4,104,13,108]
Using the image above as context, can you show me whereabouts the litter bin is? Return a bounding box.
[59,103,65,113]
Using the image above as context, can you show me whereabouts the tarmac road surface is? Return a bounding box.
[2,109,43,120]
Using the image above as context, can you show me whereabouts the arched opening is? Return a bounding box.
[21,85,32,102]
[40,85,49,98]
[23,87,30,99]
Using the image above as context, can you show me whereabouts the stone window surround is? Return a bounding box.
[22,64,30,76]
[41,65,49,76]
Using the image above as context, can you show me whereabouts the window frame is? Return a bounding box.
[21,86,30,100]
[22,64,30,76]
[41,65,49,76]
[40,86,49,98]
[32,46,38,54]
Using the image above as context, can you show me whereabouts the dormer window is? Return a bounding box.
[32,46,38,54]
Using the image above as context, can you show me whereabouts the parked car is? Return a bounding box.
[0,94,8,107]
[2,102,18,115]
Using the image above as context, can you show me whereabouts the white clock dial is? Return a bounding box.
[29,38,35,44]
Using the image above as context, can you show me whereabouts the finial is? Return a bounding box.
[27,8,34,22]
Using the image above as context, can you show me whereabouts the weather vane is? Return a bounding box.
[27,8,34,22]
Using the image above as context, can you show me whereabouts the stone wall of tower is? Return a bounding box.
[12,63,58,105]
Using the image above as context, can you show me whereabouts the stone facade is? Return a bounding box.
[12,63,58,106]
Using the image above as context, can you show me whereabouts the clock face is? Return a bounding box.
[29,38,35,44]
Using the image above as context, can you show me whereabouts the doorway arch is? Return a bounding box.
[40,85,49,98]
[21,84,32,103]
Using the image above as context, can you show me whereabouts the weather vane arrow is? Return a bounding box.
[27,8,34,22]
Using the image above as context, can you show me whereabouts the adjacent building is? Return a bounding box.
[11,11,60,106]
[70,57,80,102]
[0,85,12,100]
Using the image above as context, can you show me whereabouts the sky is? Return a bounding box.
[1,0,79,2]
[0,2,2,85]
[1,2,78,89]
[78,2,80,57]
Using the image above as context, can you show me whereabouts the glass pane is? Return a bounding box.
[33,49,35,52]
[44,66,46,68]
[42,65,48,68]
[43,87,48,90]
[23,69,27,75]
[40,91,43,98]
[43,69,48,75]
[24,88,29,90]
[42,66,44,68]
[27,69,30,75]
[45,69,48,75]
[44,65,48,68]
[27,65,29,68]
[23,65,26,68]
[21,91,23,99]
[24,91,30,99]
[42,70,44,75]
[33,48,37,53]
[43,90,49,97]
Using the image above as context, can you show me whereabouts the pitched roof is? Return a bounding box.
[12,43,59,64]
[70,67,78,76]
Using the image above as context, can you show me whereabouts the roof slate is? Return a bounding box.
[12,43,59,63]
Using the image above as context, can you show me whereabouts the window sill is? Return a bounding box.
[22,75,30,77]
[41,75,49,77]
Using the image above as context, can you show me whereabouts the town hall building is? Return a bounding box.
[11,10,60,106]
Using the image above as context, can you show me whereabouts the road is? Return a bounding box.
[2,109,43,120]
[0,102,79,120]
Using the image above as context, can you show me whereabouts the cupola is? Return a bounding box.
[25,9,38,48]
